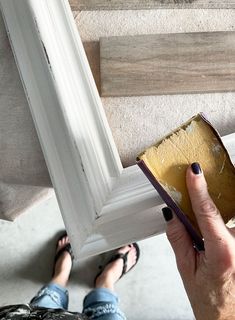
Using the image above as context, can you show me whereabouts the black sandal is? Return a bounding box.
[95,243,140,284]
[52,232,74,276]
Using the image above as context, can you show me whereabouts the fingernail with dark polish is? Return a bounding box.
[162,207,173,222]
[191,162,202,175]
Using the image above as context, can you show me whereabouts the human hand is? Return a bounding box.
[162,162,235,320]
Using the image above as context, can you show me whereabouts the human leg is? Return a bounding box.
[30,234,73,309]
[83,244,139,319]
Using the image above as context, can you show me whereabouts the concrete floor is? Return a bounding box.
[0,194,194,319]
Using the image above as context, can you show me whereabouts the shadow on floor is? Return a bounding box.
[72,249,117,288]
[15,231,116,288]
[16,231,66,284]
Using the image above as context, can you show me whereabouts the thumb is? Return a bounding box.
[162,207,195,274]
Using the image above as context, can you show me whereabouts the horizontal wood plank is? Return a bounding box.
[69,0,235,10]
[100,31,235,97]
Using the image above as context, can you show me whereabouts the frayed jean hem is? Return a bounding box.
[30,285,126,319]
[83,288,126,320]
[30,283,68,310]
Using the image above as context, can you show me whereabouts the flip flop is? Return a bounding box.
[52,231,74,276]
[94,243,140,285]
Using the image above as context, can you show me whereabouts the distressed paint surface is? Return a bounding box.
[69,0,235,10]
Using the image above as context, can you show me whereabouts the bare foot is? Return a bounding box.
[95,244,138,291]
[51,235,73,287]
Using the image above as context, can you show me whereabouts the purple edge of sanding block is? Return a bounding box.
[135,112,230,251]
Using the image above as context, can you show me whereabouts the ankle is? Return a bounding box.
[51,265,71,287]
[95,274,115,291]
[95,281,114,291]
[51,275,68,288]
[54,263,71,275]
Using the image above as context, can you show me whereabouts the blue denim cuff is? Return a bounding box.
[83,288,126,319]
[83,288,119,308]
[30,283,69,310]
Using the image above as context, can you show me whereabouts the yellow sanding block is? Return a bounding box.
[137,113,235,243]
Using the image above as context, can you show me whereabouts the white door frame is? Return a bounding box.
[1,0,235,259]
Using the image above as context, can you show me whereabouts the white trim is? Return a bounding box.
[1,0,235,259]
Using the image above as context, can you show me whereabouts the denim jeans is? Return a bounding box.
[30,283,126,319]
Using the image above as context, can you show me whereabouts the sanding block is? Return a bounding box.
[137,113,235,250]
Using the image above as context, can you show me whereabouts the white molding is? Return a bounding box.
[1,0,235,259]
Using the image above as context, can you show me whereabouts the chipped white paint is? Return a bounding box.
[212,143,222,154]
[162,184,182,205]
[185,122,195,134]
[219,154,226,174]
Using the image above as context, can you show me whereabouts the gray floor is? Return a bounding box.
[0,195,194,319]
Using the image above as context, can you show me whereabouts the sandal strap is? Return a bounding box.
[54,243,74,264]
[108,252,129,278]
[94,243,140,285]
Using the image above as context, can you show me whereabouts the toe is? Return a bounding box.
[126,245,138,272]
[117,245,132,255]
[56,235,70,254]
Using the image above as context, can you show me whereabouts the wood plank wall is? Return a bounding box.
[100,31,235,97]
[69,0,235,10]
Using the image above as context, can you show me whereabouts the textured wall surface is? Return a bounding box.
[76,9,235,167]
